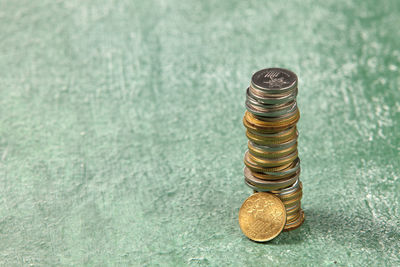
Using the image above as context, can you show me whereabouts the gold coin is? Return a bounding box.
[282,198,302,209]
[248,143,297,159]
[284,202,300,210]
[285,203,301,216]
[244,110,300,127]
[279,189,302,202]
[247,126,296,138]
[246,109,299,125]
[281,191,303,204]
[286,211,301,222]
[247,150,298,167]
[252,171,296,181]
[283,210,305,232]
[244,152,293,173]
[246,129,298,145]
[243,116,294,133]
[238,192,286,242]
[252,159,299,180]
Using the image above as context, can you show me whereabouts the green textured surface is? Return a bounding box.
[0,0,399,266]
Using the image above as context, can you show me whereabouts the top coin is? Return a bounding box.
[251,68,297,94]
[238,192,286,242]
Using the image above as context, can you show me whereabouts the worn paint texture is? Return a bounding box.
[0,0,399,266]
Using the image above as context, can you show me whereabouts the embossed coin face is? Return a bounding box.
[238,192,286,242]
[251,68,297,93]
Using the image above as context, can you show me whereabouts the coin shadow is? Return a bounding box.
[279,207,400,249]
[270,220,307,245]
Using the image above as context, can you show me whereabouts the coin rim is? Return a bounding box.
[283,210,305,231]
[244,169,300,191]
[248,86,298,105]
[247,150,298,167]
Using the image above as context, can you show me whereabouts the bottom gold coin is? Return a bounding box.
[238,192,286,242]
[283,210,305,232]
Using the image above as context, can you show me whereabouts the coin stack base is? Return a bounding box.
[239,68,304,242]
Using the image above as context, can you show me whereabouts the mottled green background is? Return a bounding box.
[0,0,399,266]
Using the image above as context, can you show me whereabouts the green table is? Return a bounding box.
[1,0,399,266]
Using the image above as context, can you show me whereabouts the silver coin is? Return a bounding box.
[246,100,297,118]
[253,105,298,121]
[246,90,269,108]
[244,174,300,192]
[251,68,297,94]
[248,87,298,105]
[249,132,298,151]
[244,169,300,191]
[271,179,301,196]
[258,158,300,176]
[246,88,297,109]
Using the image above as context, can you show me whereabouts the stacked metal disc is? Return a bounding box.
[243,68,304,231]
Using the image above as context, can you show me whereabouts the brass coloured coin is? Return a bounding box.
[238,192,286,242]
[283,210,305,232]
[245,110,300,127]
[244,152,294,173]
[243,116,295,133]
[246,129,297,145]
[247,150,298,167]
[248,141,298,159]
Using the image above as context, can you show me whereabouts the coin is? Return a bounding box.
[248,141,297,159]
[247,150,298,167]
[247,126,296,140]
[254,105,299,122]
[283,210,305,232]
[241,68,304,236]
[244,167,300,191]
[247,126,295,138]
[248,87,298,105]
[249,138,298,152]
[271,180,302,195]
[282,197,302,209]
[246,100,297,118]
[282,200,302,210]
[243,112,300,135]
[285,202,301,216]
[246,129,297,145]
[251,68,297,94]
[286,211,301,222]
[244,152,294,173]
[245,110,300,127]
[238,192,286,242]
[252,158,300,179]
[252,170,297,181]
[243,116,296,133]
[279,189,302,202]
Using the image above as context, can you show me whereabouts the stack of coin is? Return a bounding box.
[240,68,304,239]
